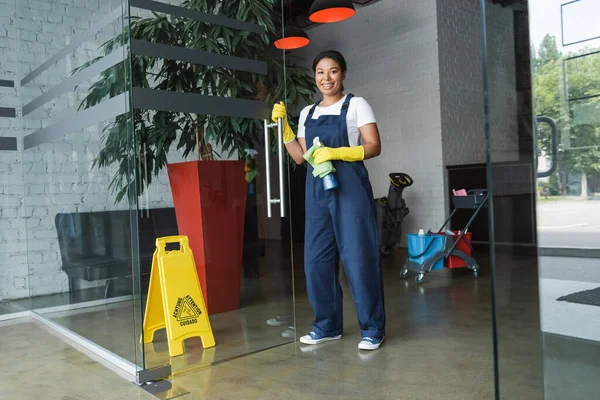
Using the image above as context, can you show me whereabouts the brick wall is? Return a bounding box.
[0,0,133,300]
[485,3,519,163]
[0,0,210,301]
[438,0,518,168]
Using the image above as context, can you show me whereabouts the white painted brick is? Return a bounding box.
[51,3,68,14]
[42,152,69,163]
[13,277,27,290]
[41,22,74,37]
[18,29,37,42]
[25,240,52,252]
[43,251,59,262]
[2,172,24,184]
[0,208,18,219]
[52,194,83,204]
[28,0,52,12]
[28,162,47,173]
[438,0,518,170]
[31,229,57,240]
[0,241,27,255]
[24,196,51,206]
[2,196,22,207]
[65,7,93,20]
[0,227,17,241]
[27,252,43,263]
[30,207,48,217]
[6,254,28,266]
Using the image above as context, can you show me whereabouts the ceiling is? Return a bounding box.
[279,0,527,29]
[279,0,380,28]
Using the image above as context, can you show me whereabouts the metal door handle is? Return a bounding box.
[535,115,558,178]
[263,118,286,218]
[277,117,286,218]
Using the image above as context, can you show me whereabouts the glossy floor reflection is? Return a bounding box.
[1,248,498,399]
[4,247,600,399]
[38,274,296,371]
[0,319,153,400]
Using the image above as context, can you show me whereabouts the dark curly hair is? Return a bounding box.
[312,50,347,73]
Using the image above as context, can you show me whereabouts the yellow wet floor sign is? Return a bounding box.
[142,236,215,357]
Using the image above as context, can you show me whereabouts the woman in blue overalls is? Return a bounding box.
[272,50,386,350]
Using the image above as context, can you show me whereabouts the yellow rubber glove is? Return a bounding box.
[271,101,296,144]
[313,146,365,164]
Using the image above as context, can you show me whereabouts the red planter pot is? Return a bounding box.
[167,160,247,315]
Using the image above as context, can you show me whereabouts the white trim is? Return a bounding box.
[0,315,30,326]
[29,311,139,382]
[0,295,133,320]
[0,311,30,322]
[34,295,133,315]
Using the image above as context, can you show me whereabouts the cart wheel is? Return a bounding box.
[415,273,425,284]
[400,268,409,279]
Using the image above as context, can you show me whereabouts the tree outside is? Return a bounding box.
[533,34,600,198]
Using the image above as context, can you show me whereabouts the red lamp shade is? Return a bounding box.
[274,26,310,50]
[309,0,356,23]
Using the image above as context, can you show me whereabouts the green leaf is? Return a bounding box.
[74,0,315,202]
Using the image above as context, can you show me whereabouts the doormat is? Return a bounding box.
[557,287,600,307]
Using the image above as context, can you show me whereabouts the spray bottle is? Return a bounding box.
[303,137,339,191]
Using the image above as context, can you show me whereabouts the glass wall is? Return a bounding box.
[485,0,600,398]
[127,0,298,375]
[14,0,143,371]
[0,0,298,382]
[482,1,544,399]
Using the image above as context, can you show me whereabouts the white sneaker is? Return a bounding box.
[281,326,295,338]
[358,336,385,350]
[299,331,342,345]
[266,316,287,326]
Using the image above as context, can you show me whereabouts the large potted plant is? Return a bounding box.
[77,0,315,314]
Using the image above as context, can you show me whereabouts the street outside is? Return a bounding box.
[537,198,600,248]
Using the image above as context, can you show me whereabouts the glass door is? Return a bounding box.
[126,0,303,378]
[14,0,140,375]
[486,0,600,398]
[531,0,600,398]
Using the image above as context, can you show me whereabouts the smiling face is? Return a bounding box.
[315,57,345,97]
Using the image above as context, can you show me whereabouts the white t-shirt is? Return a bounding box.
[297,95,376,146]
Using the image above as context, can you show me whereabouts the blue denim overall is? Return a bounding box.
[303,93,386,338]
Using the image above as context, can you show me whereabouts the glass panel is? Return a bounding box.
[124,0,298,375]
[15,0,139,370]
[487,0,600,398]
[483,1,544,398]
[279,0,498,398]
[532,0,600,398]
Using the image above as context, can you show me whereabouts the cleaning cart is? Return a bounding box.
[400,189,488,283]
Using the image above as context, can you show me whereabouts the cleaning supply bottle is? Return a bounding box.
[303,137,339,191]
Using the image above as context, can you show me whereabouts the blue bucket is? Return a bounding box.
[407,234,445,270]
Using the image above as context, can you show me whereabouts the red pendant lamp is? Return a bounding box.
[274,26,310,50]
[309,0,356,23]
